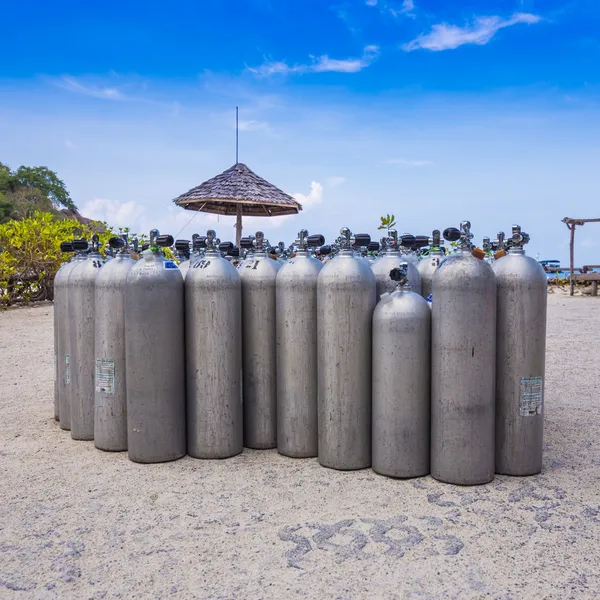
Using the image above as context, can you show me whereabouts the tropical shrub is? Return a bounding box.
[0,212,117,306]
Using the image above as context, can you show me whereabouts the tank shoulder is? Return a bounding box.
[239,256,281,279]
[186,255,241,282]
[492,253,547,282]
[319,255,376,282]
[277,256,323,281]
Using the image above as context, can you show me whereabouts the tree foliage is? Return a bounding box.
[0,162,76,223]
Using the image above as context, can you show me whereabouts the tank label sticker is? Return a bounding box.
[163,261,178,269]
[520,376,543,416]
[65,354,70,385]
[95,359,116,395]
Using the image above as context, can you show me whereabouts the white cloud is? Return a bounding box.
[386,159,434,167]
[326,176,346,188]
[248,45,379,76]
[292,181,323,209]
[403,12,541,52]
[64,139,77,150]
[238,119,270,132]
[57,76,125,100]
[81,198,148,227]
[366,0,377,5]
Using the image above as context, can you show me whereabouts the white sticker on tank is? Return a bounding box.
[65,354,70,385]
[95,359,116,395]
[519,376,543,416]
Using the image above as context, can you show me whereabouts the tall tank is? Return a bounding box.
[372,264,431,478]
[276,230,325,458]
[55,240,88,430]
[186,230,243,459]
[94,236,135,452]
[239,231,281,449]
[416,229,445,301]
[371,230,421,299]
[431,221,497,485]
[69,235,103,440]
[493,225,547,476]
[52,242,74,422]
[125,230,186,463]
[317,227,376,470]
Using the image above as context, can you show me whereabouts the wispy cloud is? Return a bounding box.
[365,0,377,5]
[386,159,434,167]
[403,12,541,52]
[326,176,346,188]
[248,45,379,76]
[367,0,415,18]
[56,76,126,100]
[64,139,77,151]
[238,119,271,132]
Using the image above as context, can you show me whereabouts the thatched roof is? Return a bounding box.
[173,162,302,217]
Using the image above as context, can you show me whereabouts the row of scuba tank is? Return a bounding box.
[52,220,546,486]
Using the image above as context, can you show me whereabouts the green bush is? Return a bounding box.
[0,212,117,306]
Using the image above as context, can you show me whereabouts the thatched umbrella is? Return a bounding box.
[173,162,302,246]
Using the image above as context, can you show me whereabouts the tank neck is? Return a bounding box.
[508,247,525,256]
[205,248,220,258]
[295,248,309,257]
[385,248,400,256]
[338,249,355,257]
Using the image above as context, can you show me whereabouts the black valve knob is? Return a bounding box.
[354,233,371,247]
[390,268,404,281]
[307,234,325,247]
[155,235,174,247]
[174,239,190,252]
[443,227,461,242]
[367,241,380,252]
[414,235,429,249]
[72,239,88,251]
[109,237,127,250]
[228,247,240,257]
[319,245,332,256]
[219,241,234,253]
[60,241,74,252]
[240,237,254,249]
[400,234,415,247]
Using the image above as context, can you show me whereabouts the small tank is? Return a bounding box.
[493,225,547,476]
[69,235,103,440]
[186,230,243,459]
[371,230,421,299]
[317,227,376,470]
[372,264,431,478]
[240,231,281,449]
[125,230,186,463]
[94,235,135,452]
[276,230,325,458]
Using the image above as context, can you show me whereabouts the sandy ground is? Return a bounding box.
[0,293,599,600]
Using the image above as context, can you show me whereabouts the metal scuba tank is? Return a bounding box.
[276,229,325,458]
[56,239,88,430]
[240,231,281,449]
[493,225,547,476]
[69,235,103,440]
[371,230,421,299]
[372,264,431,478]
[186,230,243,459]
[317,227,377,470]
[431,221,497,485]
[125,230,186,463]
[416,229,445,301]
[53,241,74,422]
[94,235,135,452]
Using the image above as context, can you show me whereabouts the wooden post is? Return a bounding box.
[569,223,575,296]
[235,204,242,247]
[592,281,598,297]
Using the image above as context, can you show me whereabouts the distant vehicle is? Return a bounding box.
[539,259,561,272]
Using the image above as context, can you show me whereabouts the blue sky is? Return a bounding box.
[1,0,599,263]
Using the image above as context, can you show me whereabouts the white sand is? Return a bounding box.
[1,295,599,599]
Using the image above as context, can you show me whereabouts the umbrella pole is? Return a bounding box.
[236,204,242,247]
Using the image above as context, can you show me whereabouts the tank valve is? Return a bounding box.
[428,229,444,251]
[506,224,530,249]
[493,230,507,260]
[389,263,409,289]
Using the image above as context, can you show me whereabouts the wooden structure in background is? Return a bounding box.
[562,218,600,296]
